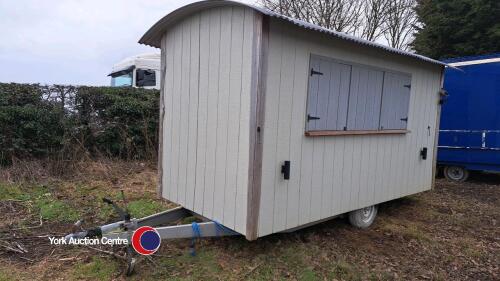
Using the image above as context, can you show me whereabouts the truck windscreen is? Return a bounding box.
[110,69,133,87]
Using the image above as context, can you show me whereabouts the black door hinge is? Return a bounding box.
[307,114,320,122]
[310,68,323,76]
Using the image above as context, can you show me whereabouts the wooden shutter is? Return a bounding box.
[306,56,351,131]
[306,56,321,131]
[346,66,384,130]
[379,72,411,130]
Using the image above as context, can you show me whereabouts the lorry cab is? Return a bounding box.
[109,53,161,90]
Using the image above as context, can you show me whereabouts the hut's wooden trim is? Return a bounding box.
[157,35,167,198]
[304,130,409,137]
[246,13,269,241]
[432,68,445,189]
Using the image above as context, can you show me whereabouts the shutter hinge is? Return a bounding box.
[404,84,411,89]
[307,114,320,122]
[310,68,323,76]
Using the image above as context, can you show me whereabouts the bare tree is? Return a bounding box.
[358,0,390,41]
[261,0,363,34]
[260,0,418,51]
[382,0,417,51]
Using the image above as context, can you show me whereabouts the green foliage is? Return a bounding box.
[0,182,25,200]
[0,83,159,165]
[412,0,500,59]
[0,183,78,222]
[127,198,164,218]
[73,256,119,280]
[36,198,79,222]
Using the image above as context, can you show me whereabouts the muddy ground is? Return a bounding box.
[0,161,498,280]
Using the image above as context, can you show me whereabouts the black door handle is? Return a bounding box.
[307,114,320,121]
[281,161,290,180]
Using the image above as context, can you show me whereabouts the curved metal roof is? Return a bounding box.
[139,0,446,67]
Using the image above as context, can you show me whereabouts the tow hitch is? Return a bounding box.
[63,195,239,275]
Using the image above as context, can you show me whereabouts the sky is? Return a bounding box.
[0,0,252,86]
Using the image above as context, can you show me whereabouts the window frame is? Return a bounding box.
[305,54,412,136]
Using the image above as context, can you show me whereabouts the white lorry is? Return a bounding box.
[109,53,161,90]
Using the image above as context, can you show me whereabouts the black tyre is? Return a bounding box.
[348,205,378,229]
[443,166,469,182]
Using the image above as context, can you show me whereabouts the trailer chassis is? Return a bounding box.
[63,199,239,275]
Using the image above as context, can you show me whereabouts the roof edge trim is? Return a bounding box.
[139,0,446,67]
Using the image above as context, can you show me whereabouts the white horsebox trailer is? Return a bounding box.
[141,0,446,241]
[65,1,447,262]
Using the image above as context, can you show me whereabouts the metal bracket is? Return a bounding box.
[310,68,323,76]
[307,114,320,122]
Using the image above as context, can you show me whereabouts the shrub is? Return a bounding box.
[0,83,159,165]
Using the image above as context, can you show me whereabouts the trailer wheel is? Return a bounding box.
[348,205,378,229]
[443,166,469,182]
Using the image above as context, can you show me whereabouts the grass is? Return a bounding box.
[151,250,223,280]
[0,181,162,224]
[72,257,119,281]
[379,220,431,242]
[299,268,319,281]
[0,264,31,281]
[1,162,498,281]
[0,182,79,223]
[456,238,485,259]
[127,198,164,218]
[0,269,14,281]
[0,182,28,201]
[36,197,79,222]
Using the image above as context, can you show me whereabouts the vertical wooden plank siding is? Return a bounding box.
[163,31,174,200]
[161,7,255,235]
[285,37,308,229]
[223,7,244,229]
[170,25,182,203]
[272,25,296,232]
[213,7,232,223]
[236,8,256,233]
[257,20,442,237]
[157,35,166,198]
[185,15,200,209]
[258,20,283,236]
[193,11,210,213]
[202,8,221,219]
[177,20,191,206]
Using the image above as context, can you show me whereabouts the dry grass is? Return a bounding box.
[0,162,499,280]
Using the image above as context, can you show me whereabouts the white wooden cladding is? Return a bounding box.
[161,6,256,234]
[257,19,441,237]
[306,55,411,131]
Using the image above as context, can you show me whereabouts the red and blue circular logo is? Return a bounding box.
[131,226,161,255]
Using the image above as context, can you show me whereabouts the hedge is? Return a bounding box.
[0,83,159,165]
